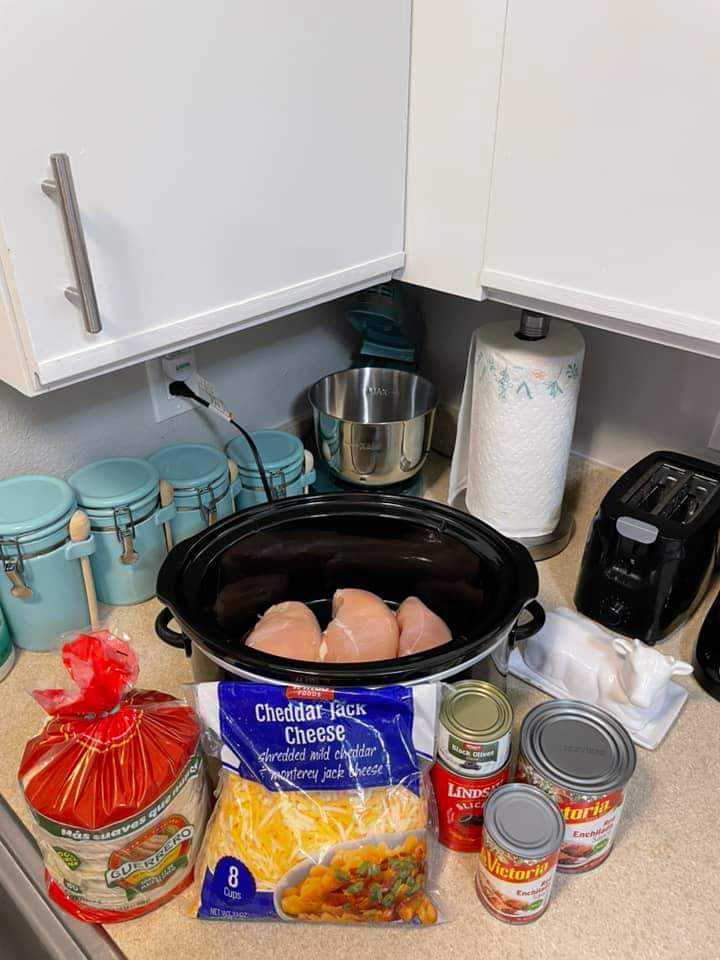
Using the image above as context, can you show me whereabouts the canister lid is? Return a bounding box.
[441,680,513,741]
[148,443,227,491]
[0,475,76,536]
[69,458,160,510]
[227,430,303,475]
[483,783,564,860]
[519,700,636,795]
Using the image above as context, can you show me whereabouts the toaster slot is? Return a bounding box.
[622,462,689,515]
[659,473,719,524]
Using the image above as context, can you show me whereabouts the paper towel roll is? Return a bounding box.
[448,319,585,539]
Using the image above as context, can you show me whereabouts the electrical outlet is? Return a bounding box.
[146,349,198,422]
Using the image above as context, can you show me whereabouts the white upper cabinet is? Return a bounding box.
[482,0,720,353]
[0,1,410,395]
[405,0,720,356]
[403,0,508,301]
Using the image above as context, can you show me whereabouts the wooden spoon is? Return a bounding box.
[228,457,239,513]
[69,509,99,630]
[160,480,174,551]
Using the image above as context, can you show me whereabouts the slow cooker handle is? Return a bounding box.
[155,607,191,656]
[509,600,546,648]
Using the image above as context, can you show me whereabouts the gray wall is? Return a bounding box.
[1,283,718,483]
[0,300,353,479]
[408,285,720,471]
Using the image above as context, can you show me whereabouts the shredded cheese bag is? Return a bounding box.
[18,631,209,923]
[190,682,441,925]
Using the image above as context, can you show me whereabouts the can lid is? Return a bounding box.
[227,430,303,476]
[441,680,513,741]
[483,783,564,860]
[69,458,160,511]
[0,475,76,537]
[520,700,637,795]
[148,443,227,491]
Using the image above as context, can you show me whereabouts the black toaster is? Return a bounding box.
[575,451,720,644]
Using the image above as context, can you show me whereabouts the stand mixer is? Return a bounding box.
[309,283,437,496]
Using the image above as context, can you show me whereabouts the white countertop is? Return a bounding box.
[1,454,718,960]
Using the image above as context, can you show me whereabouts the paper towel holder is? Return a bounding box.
[450,488,575,561]
[517,311,551,341]
[449,309,581,561]
[514,503,575,560]
[513,311,573,557]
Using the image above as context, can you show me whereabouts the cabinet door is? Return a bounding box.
[483,0,720,348]
[403,0,507,300]
[0,1,409,391]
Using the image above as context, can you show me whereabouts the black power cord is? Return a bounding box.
[168,380,275,503]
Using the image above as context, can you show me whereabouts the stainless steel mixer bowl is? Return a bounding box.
[308,367,438,486]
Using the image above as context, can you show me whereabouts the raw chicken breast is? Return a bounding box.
[397,597,452,657]
[322,589,399,663]
[245,602,322,661]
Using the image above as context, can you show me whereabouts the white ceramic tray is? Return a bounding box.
[508,647,688,750]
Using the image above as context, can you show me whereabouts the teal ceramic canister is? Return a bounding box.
[68,458,176,605]
[226,430,315,509]
[0,475,95,651]
[148,443,235,544]
[0,601,13,680]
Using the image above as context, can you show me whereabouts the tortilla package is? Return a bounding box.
[190,681,442,925]
[18,630,208,923]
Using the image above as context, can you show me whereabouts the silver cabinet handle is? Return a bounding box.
[42,153,102,334]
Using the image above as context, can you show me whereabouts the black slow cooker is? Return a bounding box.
[155,493,544,686]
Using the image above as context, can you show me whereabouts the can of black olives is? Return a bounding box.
[438,681,513,777]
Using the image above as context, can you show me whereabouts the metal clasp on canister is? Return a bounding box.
[0,540,32,599]
[196,483,219,526]
[112,507,139,565]
[268,469,288,500]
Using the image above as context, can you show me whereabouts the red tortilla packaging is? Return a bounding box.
[18,630,208,923]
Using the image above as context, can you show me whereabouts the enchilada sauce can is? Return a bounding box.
[515,700,637,874]
[430,758,511,852]
[476,783,564,924]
